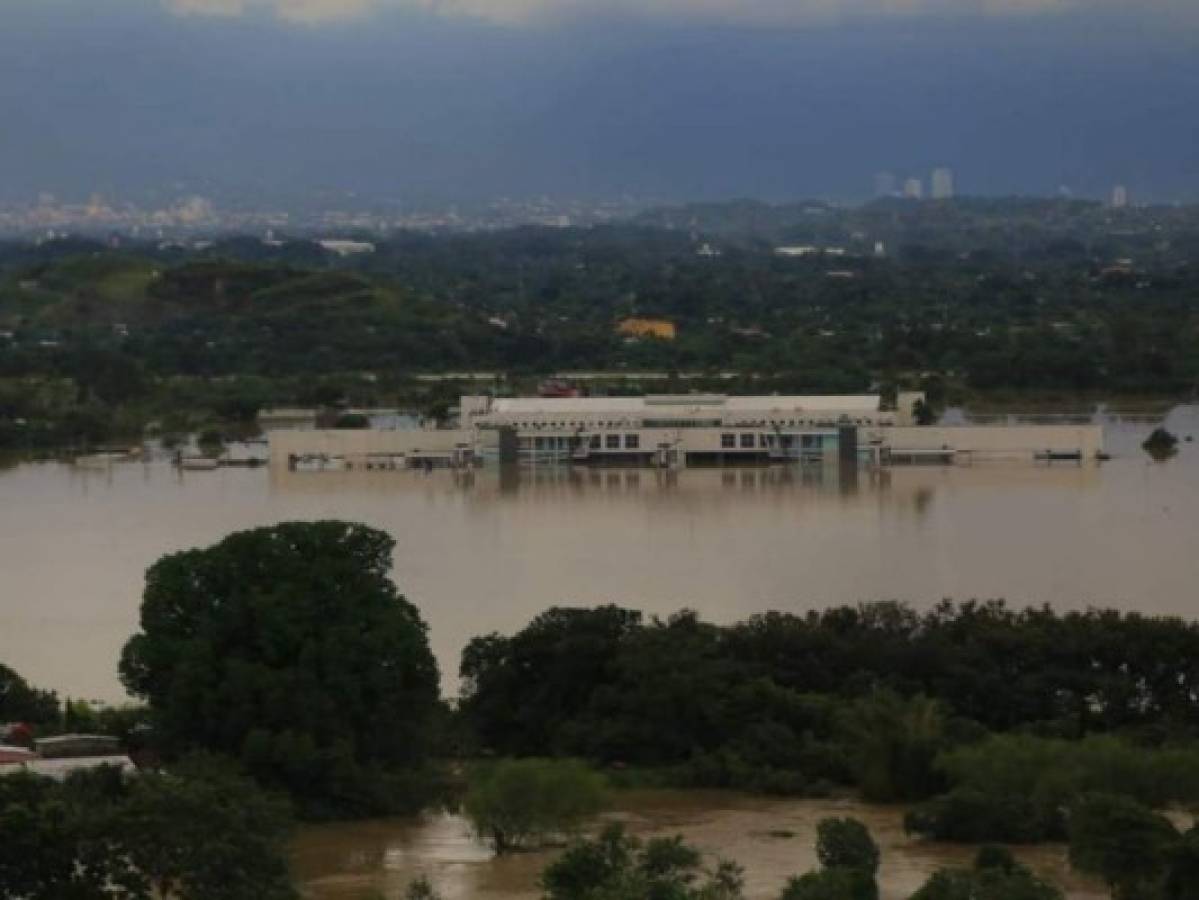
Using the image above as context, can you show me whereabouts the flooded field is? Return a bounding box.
[292,790,1107,900]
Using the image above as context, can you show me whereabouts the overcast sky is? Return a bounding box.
[2,0,1197,205]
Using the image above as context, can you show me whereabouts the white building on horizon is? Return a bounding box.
[318,239,376,257]
[903,177,924,200]
[931,167,955,200]
[1111,185,1129,209]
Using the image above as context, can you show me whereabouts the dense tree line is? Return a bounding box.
[2,197,1199,451]
[460,601,1199,833]
[462,601,1199,763]
[4,239,1197,393]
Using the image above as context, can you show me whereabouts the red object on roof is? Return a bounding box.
[538,380,580,398]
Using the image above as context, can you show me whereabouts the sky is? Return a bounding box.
[1,0,1198,206]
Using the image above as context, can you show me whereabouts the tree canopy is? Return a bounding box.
[909,846,1062,900]
[459,601,1199,801]
[780,817,879,900]
[463,758,607,854]
[815,818,880,876]
[540,823,744,900]
[1067,793,1179,899]
[0,758,296,900]
[119,521,441,818]
[0,662,59,725]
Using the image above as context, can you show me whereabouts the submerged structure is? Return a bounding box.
[461,393,917,466]
[270,393,1105,470]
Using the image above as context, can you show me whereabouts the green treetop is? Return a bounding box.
[119,521,441,818]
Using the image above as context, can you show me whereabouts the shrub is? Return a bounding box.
[837,691,947,802]
[1067,793,1177,899]
[815,818,880,876]
[910,843,1062,898]
[905,788,1063,843]
[780,867,877,900]
[541,824,743,900]
[464,758,606,853]
[781,818,880,900]
[907,734,1199,843]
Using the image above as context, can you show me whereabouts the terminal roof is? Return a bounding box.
[487,395,881,415]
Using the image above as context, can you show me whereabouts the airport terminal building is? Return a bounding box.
[461,393,925,466]
[269,392,1105,471]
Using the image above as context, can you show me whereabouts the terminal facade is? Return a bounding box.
[461,393,926,467]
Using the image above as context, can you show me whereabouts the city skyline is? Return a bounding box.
[0,164,1172,218]
[0,172,1181,239]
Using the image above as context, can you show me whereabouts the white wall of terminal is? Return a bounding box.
[269,427,474,467]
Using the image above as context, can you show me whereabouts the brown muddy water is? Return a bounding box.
[1,405,1195,706]
[291,790,1107,899]
[3,406,1196,898]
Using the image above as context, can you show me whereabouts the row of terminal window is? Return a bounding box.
[720,433,827,450]
[513,418,888,429]
[530,432,826,453]
[722,433,757,449]
[528,435,642,451]
[589,434,640,450]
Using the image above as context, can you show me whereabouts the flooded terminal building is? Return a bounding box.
[271,393,1105,470]
[460,393,923,467]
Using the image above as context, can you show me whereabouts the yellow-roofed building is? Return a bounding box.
[617,318,677,340]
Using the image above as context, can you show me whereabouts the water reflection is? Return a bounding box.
[268,457,1103,516]
[291,791,1107,900]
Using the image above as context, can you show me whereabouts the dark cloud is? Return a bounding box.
[0,0,1195,204]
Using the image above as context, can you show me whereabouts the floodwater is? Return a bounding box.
[2,405,1197,898]
[292,790,1107,900]
[1,405,1196,707]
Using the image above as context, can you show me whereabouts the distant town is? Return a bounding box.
[0,168,1153,240]
[0,192,652,240]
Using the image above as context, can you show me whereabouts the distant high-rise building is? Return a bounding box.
[903,177,924,200]
[874,171,897,198]
[1111,185,1129,209]
[931,167,955,200]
